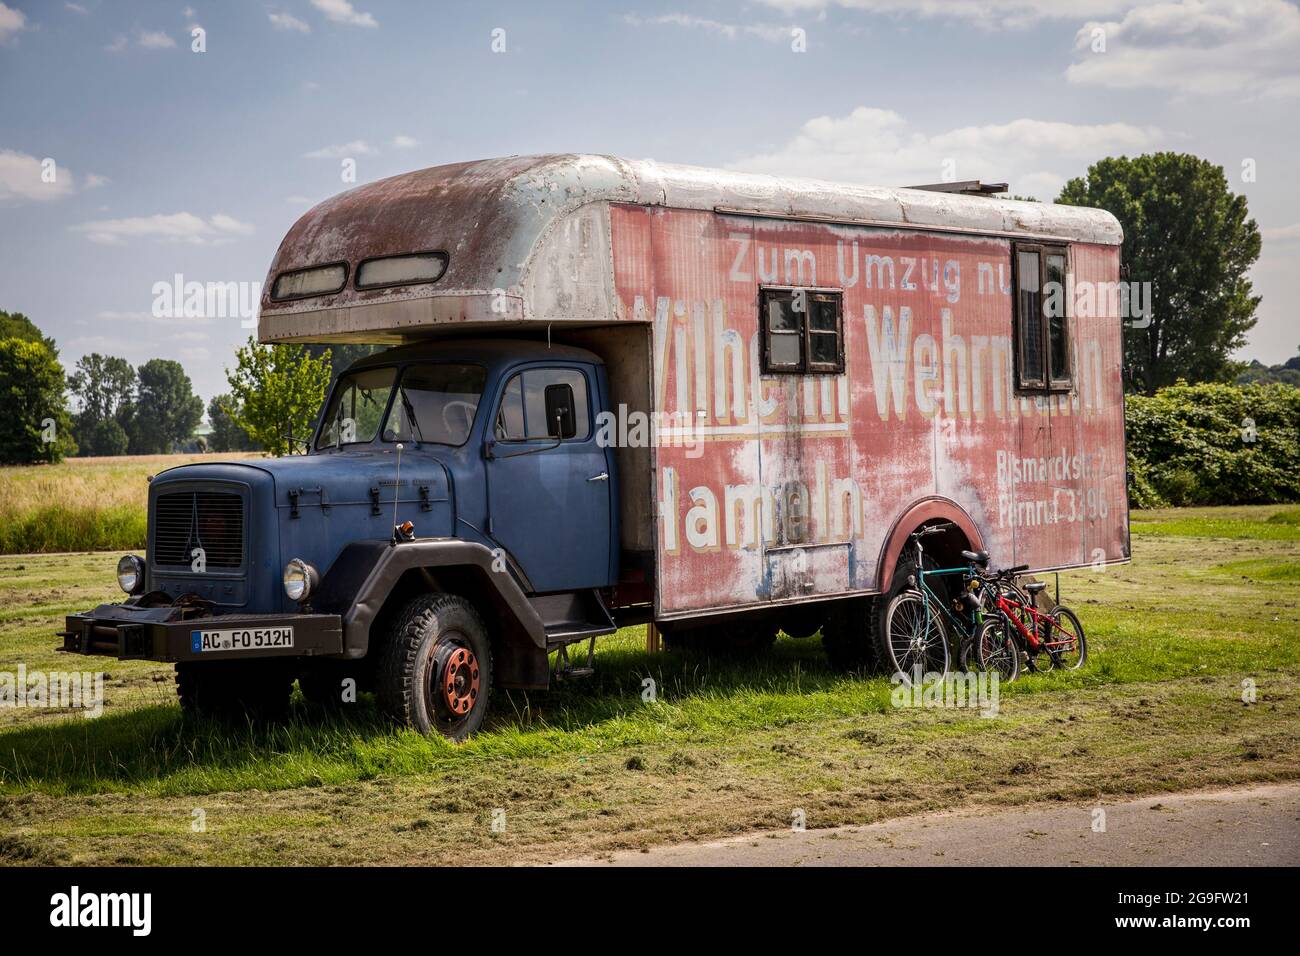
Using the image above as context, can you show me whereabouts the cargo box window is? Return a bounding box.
[760,288,844,374]
[1013,243,1071,392]
[495,368,590,441]
[271,263,347,301]
[355,251,449,290]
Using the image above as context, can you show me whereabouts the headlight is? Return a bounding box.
[283,558,319,603]
[117,555,145,595]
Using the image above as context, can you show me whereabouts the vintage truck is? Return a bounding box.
[60,154,1129,739]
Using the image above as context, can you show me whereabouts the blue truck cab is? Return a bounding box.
[62,338,626,739]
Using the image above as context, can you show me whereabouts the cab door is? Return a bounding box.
[485,364,613,593]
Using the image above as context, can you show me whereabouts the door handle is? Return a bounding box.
[587,472,609,482]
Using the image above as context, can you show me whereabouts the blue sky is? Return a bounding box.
[1,0,1297,405]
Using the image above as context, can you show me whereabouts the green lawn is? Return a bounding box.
[1,505,1298,865]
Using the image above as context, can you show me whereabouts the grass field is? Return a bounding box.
[0,506,1297,865]
[0,453,262,555]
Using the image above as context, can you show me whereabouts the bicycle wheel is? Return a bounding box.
[883,590,950,684]
[1044,605,1087,670]
[969,617,1021,682]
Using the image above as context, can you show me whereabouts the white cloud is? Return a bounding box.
[137,30,177,49]
[1067,0,1300,98]
[269,11,311,33]
[105,34,128,52]
[71,211,255,245]
[623,13,791,42]
[65,3,89,14]
[391,134,418,149]
[0,2,27,43]
[311,0,378,29]
[84,172,110,189]
[0,150,77,203]
[752,0,1134,29]
[303,139,376,159]
[727,106,1162,200]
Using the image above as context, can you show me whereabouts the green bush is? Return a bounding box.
[1126,382,1300,507]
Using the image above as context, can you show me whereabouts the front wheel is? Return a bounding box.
[375,593,493,741]
[963,617,1021,682]
[1045,606,1087,670]
[881,590,950,683]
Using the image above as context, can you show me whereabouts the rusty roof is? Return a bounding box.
[258,154,1122,343]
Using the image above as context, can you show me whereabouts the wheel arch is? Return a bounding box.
[875,496,985,592]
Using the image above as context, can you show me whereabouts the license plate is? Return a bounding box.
[191,626,295,653]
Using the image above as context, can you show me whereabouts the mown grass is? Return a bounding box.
[0,453,261,554]
[1,507,1297,864]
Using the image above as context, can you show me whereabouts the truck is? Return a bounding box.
[60,154,1130,740]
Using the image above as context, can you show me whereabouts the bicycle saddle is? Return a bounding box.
[1024,582,1048,595]
[961,550,990,567]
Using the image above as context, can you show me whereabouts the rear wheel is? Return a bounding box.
[175,659,295,722]
[375,593,493,741]
[881,590,950,683]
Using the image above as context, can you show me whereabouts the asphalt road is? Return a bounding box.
[556,782,1300,866]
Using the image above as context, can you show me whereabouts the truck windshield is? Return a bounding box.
[317,366,397,449]
[384,363,486,446]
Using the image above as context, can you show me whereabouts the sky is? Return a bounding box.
[1,0,1297,408]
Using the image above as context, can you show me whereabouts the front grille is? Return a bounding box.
[152,490,245,570]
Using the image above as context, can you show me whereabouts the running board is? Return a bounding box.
[531,589,617,649]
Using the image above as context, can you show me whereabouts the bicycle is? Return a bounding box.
[968,571,1087,674]
[881,527,1024,684]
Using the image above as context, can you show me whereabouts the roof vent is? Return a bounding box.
[906,180,1009,197]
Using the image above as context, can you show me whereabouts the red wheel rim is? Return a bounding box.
[439,646,480,717]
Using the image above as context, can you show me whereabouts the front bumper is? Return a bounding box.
[58,601,343,663]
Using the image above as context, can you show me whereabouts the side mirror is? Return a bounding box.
[544,383,577,440]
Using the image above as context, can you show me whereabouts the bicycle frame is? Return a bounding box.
[991,591,1077,655]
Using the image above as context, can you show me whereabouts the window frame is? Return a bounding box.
[354,250,450,291]
[270,261,350,302]
[759,286,845,376]
[1012,242,1073,394]
[492,365,593,444]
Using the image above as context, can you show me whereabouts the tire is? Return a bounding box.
[881,590,950,683]
[963,617,1021,682]
[867,548,943,674]
[175,659,295,723]
[375,593,493,741]
[1045,605,1087,670]
[820,598,875,672]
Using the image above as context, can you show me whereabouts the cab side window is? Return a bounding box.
[495,368,590,441]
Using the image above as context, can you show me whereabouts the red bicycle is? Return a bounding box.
[966,569,1087,676]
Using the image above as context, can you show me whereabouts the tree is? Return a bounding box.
[129,359,204,454]
[0,338,76,464]
[1057,153,1261,394]
[67,353,136,455]
[207,393,257,452]
[226,337,332,456]
[0,310,58,356]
